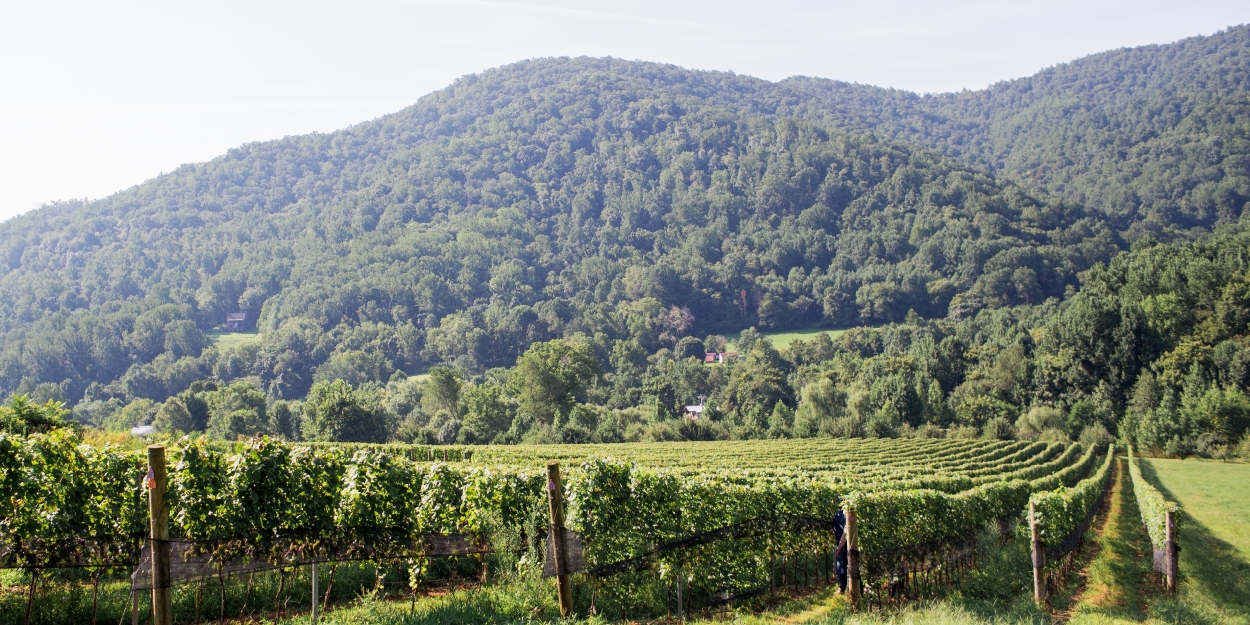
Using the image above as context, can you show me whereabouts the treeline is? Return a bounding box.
[50,229,1249,461]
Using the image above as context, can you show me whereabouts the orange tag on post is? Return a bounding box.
[145,467,156,489]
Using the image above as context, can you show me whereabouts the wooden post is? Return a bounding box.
[1165,510,1178,593]
[311,563,319,624]
[676,571,683,622]
[845,504,860,607]
[1029,502,1046,605]
[546,462,573,617]
[147,445,172,625]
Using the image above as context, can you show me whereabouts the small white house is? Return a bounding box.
[130,425,155,437]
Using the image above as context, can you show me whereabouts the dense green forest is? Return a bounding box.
[2,26,1249,455]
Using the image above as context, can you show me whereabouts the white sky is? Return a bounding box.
[0,1,1245,221]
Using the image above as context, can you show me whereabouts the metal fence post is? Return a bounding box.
[311,563,319,624]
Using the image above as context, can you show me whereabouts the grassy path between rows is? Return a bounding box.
[1064,457,1154,624]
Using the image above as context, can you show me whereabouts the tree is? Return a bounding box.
[422,366,462,417]
[0,395,72,435]
[153,397,194,433]
[704,335,727,353]
[1014,406,1065,440]
[302,379,388,443]
[313,350,393,386]
[458,383,511,444]
[767,402,794,438]
[1066,400,1110,438]
[737,328,761,354]
[955,393,1017,428]
[206,381,269,440]
[794,378,845,437]
[163,320,207,359]
[673,336,705,361]
[982,416,1015,440]
[507,340,602,426]
[268,400,301,440]
[723,339,792,418]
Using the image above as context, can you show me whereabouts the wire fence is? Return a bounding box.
[131,532,488,591]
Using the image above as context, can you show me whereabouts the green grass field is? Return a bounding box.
[723,326,868,352]
[1144,458,1250,561]
[1138,458,1250,623]
[205,329,261,351]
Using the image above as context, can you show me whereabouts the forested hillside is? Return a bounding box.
[0,59,1120,403]
[1,25,1248,452]
[786,24,1250,237]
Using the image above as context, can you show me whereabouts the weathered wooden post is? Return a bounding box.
[676,571,684,622]
[546,462,573,617]
[1165,510,1178,593]
[1029,502,1046,605]
[845,504,861,607]
[147,445,172,625]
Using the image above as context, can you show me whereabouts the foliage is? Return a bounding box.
[0,50,1147,406]
[302,380,388,443]
[507,340,601,426]
[0,429,144,568]
[0,395,73,435]
[1126,445,1179,550]
[1028,444,1116,547]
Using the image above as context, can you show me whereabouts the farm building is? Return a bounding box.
[225,312,247,331]
[703,351,741,364]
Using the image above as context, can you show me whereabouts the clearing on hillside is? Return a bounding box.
[723,326,872,351]
[205,329,261,351]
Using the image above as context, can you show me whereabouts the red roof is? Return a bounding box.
[704,353,717,363]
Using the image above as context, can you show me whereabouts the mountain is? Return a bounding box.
[0,26,1246,408]
[785,25,1250,236]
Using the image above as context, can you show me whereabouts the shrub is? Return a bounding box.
[948,424,980,439]
[982,416,1015,440]
[1078,423,1115,449]
[1015,406,1065,440]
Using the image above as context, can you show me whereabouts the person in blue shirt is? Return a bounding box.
[832,510,848,592]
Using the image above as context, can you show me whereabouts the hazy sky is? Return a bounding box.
[0,1,1245,221]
